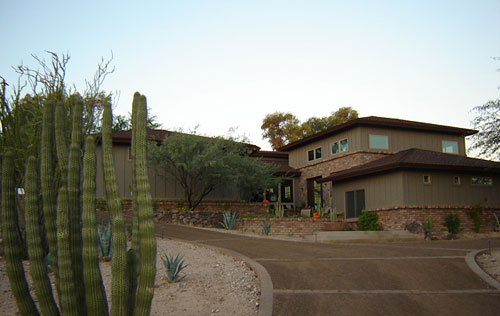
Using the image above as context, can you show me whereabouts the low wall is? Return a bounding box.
[96,198,268,216]
[374,206,500,233]
[240,218,355,235]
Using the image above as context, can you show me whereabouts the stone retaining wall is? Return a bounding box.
[239,218,356,235]
[375,206,500,233]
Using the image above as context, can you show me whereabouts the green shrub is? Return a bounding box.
[261,221,272,235]
[468,203,483,233]
[220,211,238,230]
[357,211,382,231]
[162,254,188,283]
[444,213,461,237]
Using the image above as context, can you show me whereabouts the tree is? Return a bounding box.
[469,99,500,160]
[148,132,278,211]
[261,107,359,149]
[261,112,301,149]
[111,111,162,131]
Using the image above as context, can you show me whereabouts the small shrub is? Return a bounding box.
[468,203,483,233]
[220,211,238,230]
[343,227,354,231]
[162,253,188,283]
[358,210,382,231]
[423,215,433,240]
[261,221,272,235]
[444,213,461,238]
[98,223,113,260]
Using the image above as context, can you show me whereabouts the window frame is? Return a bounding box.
[471,176,493,186]
[453,176,461,185]
[331,138,348,155]
[345,189,365,219]
[369,134,389,150]
[423,175,431,185]
[307,147,323,162]
[442,140,459,154]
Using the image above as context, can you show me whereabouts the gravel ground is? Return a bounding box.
[476,249,500,283]
[0,238,260,316]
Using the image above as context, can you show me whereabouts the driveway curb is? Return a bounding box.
[465,249,500,290]
[163,235,274,316]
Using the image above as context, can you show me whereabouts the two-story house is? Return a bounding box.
[278,116,500,230]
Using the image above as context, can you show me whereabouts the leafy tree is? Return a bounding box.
[111,112,162,131]
[469,99,500,160]
[148,132,278,211]
[261,107,359,149]
[261,112,301,149]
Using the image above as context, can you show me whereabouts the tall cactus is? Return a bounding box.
[82,136,109,316]
[1,152,41,316]
[25,156,60,316]
[101,102,127,316]
[41,94,59,292]
[67,95,86,313]
[56,187,78,316]
[133,93,157,316]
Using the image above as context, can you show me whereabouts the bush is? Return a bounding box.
[357,211,382,231]
[444,213,461,237]
[468,203,483,233]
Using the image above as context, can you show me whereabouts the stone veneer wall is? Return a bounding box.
[297,151,390,206]
[375,206,500,233]
[239,218,356,235]
[96,198,268,215]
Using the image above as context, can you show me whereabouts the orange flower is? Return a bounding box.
[262,199,270,205]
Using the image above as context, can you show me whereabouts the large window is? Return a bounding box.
[332,139,348,155]
[308,147,322,161]
[472,177,492,185]
[345,189,365,219]
[280,179,294,203]
[369,135,388,149]
[442,140,458,154]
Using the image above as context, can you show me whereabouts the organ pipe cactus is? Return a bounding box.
[2,92,157,316]
[1,152,40,316]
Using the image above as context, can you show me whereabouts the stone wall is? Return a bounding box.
[239,218,356,235]
[297,151,390,206]
[375,206,500,233]
[96,198,268,216]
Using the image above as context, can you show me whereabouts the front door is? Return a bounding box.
[307,177,322,209]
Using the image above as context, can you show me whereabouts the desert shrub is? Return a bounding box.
[358,210,382,231]
[468,203,483,233]
[444,213,461,237]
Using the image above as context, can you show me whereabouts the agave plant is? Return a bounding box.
[261,220,272,235]
[97,224,113,260]
[162,254,188,283]
[220,211,238,230]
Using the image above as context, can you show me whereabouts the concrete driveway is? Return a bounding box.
[157,224,500,316]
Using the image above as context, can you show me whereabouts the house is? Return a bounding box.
[277,116,500,231]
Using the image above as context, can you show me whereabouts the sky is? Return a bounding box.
[1,0,499,151]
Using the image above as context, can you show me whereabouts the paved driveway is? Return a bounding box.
[157,224,500,316]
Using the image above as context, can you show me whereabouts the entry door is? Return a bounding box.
[307,177,322,209]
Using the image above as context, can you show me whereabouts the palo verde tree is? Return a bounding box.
[148,132,279,211]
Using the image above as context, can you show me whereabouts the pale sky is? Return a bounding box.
[1,0,499,151]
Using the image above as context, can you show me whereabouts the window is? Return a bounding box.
[472,177,492,185]
[423,175,431,184]
[332,139,348,155]
[453,176,461,185]
[280,179,294,203]
[345,189,365,219]
[369,135,388,149]
[442,141,458,154]
[308,147,322,161]
[340,139,348,152]
[332,142,339,154]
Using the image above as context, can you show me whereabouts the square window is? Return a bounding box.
[315,147,322,159]
[369,135,388,149]
[340,139,348,152]
[453,176,461,185]
[332,142,339,154]
[308,150,314,161]
[423,175,431,184]
[442,141,458,154]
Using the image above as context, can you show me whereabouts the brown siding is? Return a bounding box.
[359,126,466,155]
[288,129,361,168]
[95,144,241,200]
[331,171,405,216]
[403,171,500,207]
